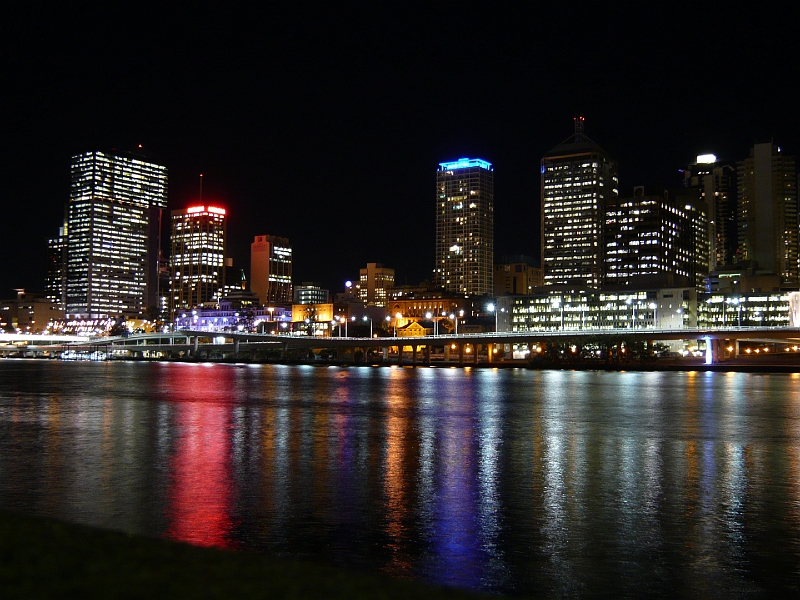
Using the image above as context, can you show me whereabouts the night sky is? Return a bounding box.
[3,5,798,298]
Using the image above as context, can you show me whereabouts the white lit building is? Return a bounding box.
[65,150,167,319]
[434,158,494,295]
[603,187,708,290]
[496,287,791,332]
[541,118,618,288]
[170,204,226,317]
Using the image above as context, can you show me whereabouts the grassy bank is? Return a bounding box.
[0,511,496,599]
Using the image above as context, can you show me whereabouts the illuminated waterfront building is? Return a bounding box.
[250,235,292,305]
[496,287,793,333]
[170,204,226,316]
[737,141,798,282]
[173,303,292,333]
[434,158,494,295]
[65,150,167,319]
[541,117,618,288]
[603,187,708,290]
[358,262,394,307]
[496,288,695,332]
[682,154,738,270]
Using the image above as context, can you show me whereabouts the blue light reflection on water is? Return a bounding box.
[1,361,800,597]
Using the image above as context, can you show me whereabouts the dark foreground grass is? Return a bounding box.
[0,511,498,599]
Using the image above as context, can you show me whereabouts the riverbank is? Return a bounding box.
[0,511,495,600]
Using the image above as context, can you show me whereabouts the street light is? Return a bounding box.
[426,312,438,336]
[363,315,372,338]
[487,303,497,332]
[449,313,458,334]
[649,302,657,328]
[626,298,636,329]
[551,299,563,330]
[729,297,742,327]
[386,315,395,336]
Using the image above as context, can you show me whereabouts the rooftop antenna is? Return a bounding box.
[199,174,203,200]
[574,114,586,142]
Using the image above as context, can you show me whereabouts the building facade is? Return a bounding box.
[541,118,618,288]
[293,283,330,305]
[65,150,167,319]
[358,262,394,307]
[170,204,226,316]
[737,141,798,282]
[494,255,542,296]
[496,287,791,333]
[603,187,709,290]
[434,158,494,295]
[682,154,738,270]
[45,220,67,310]
[250,235,293,305]
[0,290,65,334]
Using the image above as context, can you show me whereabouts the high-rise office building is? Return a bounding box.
[682,154,738,270]
[65,150,167,319]
[541,117,618,288]
[250,235,292,305]
[603,187,709,290]
[434,158,494,295]
[170,204,226,316]
[737,141,798,282]
[358,262,394,307]
[45,218,67,310]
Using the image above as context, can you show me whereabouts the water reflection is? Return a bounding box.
[163,365,236,548]
[1,362,800,596]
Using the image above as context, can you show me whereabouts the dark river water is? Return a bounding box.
[1,360,799,597]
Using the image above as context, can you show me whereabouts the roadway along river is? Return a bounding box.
[1,360,799,597]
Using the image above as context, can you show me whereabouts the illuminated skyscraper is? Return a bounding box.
[65,150,167,319]
[434,158,494,295]
[541,118,618,288]
[603,187,708,290]
[250,235,292,305]
[170,204,227,316]
[682,154,738,270]
[737,141,798,282]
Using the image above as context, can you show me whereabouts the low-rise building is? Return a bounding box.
[498,287,792,332]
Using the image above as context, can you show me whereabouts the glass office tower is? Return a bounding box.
[170,204,227,316]
[434,158,494,295]
[65,151,167,319]
[541,118,618,288]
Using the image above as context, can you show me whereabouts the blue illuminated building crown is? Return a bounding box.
[439,157,493,171]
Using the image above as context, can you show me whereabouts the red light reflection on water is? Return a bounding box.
[163,366,237,549]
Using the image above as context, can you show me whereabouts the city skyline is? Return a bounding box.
[3,6,799,297]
